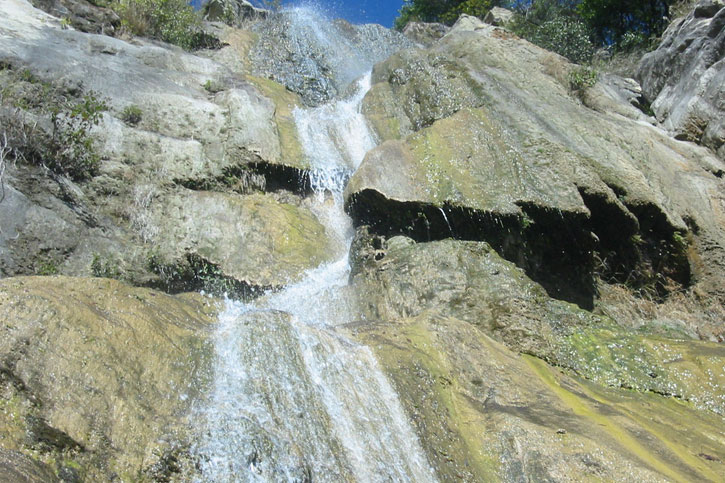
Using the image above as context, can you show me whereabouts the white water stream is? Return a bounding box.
[195,70,436,481]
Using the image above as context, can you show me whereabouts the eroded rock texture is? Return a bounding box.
[638,0,725,159]
[348,15,725,319]
[0,0,331,293]
[0,276,218,481]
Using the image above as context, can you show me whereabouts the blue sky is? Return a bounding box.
[293,1,404,27]
[192,1,405,28]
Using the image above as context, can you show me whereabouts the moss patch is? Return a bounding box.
[247,76,307,169]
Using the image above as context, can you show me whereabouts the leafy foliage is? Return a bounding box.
[510,13,595,63]
[91,253,123,279]
[121,105,143,126]
[48,92,108,180]
[568,66,598,90]
[0,65,108,181]
[440,0,497,24]
[116,0,219,50]
[577,0,671,45]
[395,0,503,29]
[396,0,676,62]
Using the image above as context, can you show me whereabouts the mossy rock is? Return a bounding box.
[0,276,219,481]
[351,313,725,482]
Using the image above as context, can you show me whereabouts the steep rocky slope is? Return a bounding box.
[349,14,725,335]
[0,1,724,481]
[0,277,219,481]
[0,0,328,294]
[638,0,725,159]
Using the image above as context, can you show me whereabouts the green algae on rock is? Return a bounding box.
[349,14,725,314]
[0,276,219,481]
[350,312,725,482]
[352,238,725,421]
[147,190,335,292]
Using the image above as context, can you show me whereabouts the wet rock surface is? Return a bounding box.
[249,8,413,106]
[1,1,724,481]
[351,314,725,482]
[349,15,725,314]
[0,0,326,293]
[0,449,59,483]
[0,276,219,481]
[350,238,725,480]
[352,238,725,412]
[638,0,725,159]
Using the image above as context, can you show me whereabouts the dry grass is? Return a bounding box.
[669,0,699,20]
[595,282,725,342]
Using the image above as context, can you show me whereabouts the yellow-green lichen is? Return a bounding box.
[526,355,724,482]
[247,76,307,169]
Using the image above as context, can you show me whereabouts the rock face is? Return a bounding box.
[402,21,450,47]
[249,7,413,106]
[638,0,725,159]
[483,6,514,26]
[0,0,332,293]
[0,276,219,481]
[352,238,725,412]
[203,0,268,25]
[350,238,725,480]
[349,15,725,314]
[352,314,725,482]
[148,191,333,290]
[29,0,119,34]
[1,1,725,482]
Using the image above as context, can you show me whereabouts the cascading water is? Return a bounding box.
[251,4,412,106]
[194,9,436,482]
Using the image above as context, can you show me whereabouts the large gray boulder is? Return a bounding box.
[349,15,725,313]
[0,277,219,481]
[638,0,725,159]
[203,0,268,25]
[483,6,514,26]
[402,21,450,47]
[0,0,328,292]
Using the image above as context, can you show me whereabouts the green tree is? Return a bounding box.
[577,0,671,44]
[509,1,595,63]
[395,0,504,30]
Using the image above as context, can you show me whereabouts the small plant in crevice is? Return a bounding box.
[568,66,598,92]
[47,92,108,180]
[120,104,143,126]
[0,65,108,181]
[91,253,123,279]
[36,259,59,276]
[147,251,260,299]
[203,79,225,94]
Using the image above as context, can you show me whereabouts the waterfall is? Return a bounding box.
[250,4,412,106]
[194,9,436,482]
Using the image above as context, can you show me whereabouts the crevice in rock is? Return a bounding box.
[577,186,691,299]
[174,164,267,195]
[248,161,311,195]
[173,161,312,196]
[146,252,272,301]
[25,415,85,453]
[346,189,596,309]
[635,94,656,117]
